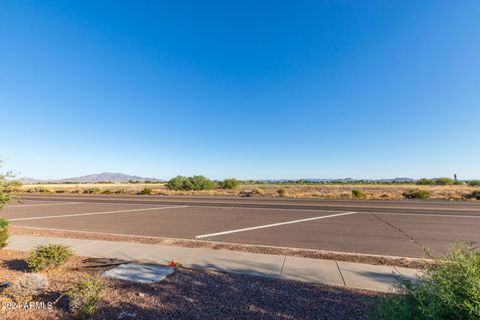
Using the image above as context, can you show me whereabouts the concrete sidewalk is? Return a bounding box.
[6,235,420,292]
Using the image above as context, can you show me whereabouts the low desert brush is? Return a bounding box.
[27,244,73,272]
[83,187,101,194]
[351,189,366,199]
[67,275,104,317]
[139,187,152,195]
[402,189,431,199]
[0,216,9,248]
[375,245,480,319]
[6,273,49,303]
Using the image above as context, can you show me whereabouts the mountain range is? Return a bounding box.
[18,172,163,184]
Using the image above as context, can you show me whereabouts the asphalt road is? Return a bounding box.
[3,194,480,258]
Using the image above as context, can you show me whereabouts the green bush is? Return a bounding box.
[67,275,104,317]
[27,244,73,272]
[468,180,480,187]
[219,178,240,189]
[375,246,480,320]
[166,176,187,190]
[352,189,366,199]
[416,178,434,185]
[166,175,216,191]
[0,217,9,249]
[434,177,455,185]
[139,187,152,195]
[465,190,480,200]
[403,189,431,199]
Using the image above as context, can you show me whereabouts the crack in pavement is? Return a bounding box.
[370,213,433,258]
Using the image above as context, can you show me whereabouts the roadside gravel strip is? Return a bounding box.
[10,225,429,269]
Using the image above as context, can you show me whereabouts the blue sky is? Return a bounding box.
[1,1,479,180]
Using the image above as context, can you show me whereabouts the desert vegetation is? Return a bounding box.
[27,244,73,272]
[375,246,480,319]
[17,181,480,201]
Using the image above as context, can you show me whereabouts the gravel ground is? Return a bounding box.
[11,226,428,269]
[0,250,382,320]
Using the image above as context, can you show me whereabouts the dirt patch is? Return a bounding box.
[1,249,381,320]
[10,226,428,269]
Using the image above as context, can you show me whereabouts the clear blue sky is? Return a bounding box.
[1,1,479,180]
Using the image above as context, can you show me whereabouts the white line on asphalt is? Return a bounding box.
[9,205,188,221]
[7,202,82,208]
[195,211,357,239]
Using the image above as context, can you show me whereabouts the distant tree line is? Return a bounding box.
[166,176,240,191]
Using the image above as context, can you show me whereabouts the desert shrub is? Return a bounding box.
[375,246,480,320]
[416,178,435,185]
[219,178,240,189]
[277,188,287,197]
[6,273,48,303]
[435,177,455,185]
[468,180,480,187]
[55,189,66,193]
[253,188,265,196]
[1,167,19,207]
[114,188,127,194]
[83,187,101,194]
[139,187,152,195]
[351,189,366,199]
[0,217,9,248]
[403,189,431,199]
[27,186,51,193]
[166,175,215,191]
[67,275,104,317]
[465,190,480,200]
[101,189,112,194]
[6,180,22,191]
[166,176,188,190]
[27,244,73,272]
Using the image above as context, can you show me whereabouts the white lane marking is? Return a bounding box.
[195,211,357,239]
[373,212,480,219]
[9,205,188,221]
[7,202,82,208]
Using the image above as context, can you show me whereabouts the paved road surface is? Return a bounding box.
[2,194,479,258]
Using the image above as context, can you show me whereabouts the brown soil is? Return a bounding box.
[0,250,382,320]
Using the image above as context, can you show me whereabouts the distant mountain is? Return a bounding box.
[18,172,163,184]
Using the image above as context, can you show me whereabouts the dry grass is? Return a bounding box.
[20,183,478,200]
